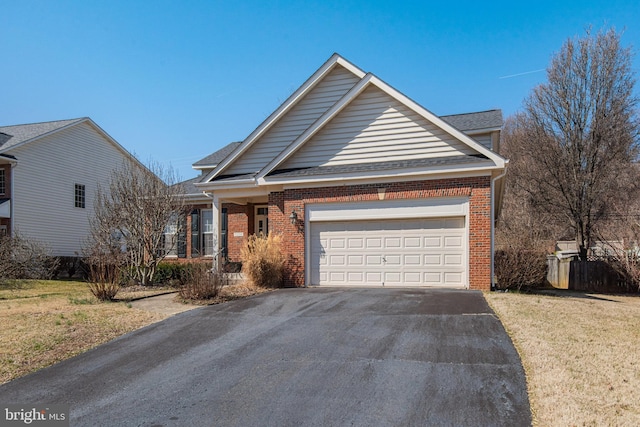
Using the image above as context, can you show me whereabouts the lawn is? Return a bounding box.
[0,279,271,385]
[0,280,168,384]
[485,291,640,426]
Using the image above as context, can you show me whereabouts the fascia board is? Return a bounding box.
[194,178,258,191]
[192,164,216,170]
[258,162,502,187]
[367,76,506,167]
[202,54,365,184]
[464,127,502,135]
[0,155,17,165]
[205,186,275,200]
[257,74,374,179]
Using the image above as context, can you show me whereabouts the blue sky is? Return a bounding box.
[2,0,639,180]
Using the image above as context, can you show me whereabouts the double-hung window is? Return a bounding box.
[164,217,178,257]
[74,184,85,208]
[202,209,214,256]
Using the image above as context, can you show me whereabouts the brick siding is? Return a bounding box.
[268,177,492,290]
[226,203,251,262]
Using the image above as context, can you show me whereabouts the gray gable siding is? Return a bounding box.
[280,85,476,170]
[223,65,361,175]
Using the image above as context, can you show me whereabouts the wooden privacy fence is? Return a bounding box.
[547,255,633,292]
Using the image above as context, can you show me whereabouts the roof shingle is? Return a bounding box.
[193,142,241,167]
[440,109,503,132]
[0,118,86,151]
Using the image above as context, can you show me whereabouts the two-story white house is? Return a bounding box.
[0,118,142,256]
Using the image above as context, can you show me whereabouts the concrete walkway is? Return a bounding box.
[129,292,200,316]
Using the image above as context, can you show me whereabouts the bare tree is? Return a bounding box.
[510,27,639,259]
[89,159,187,285]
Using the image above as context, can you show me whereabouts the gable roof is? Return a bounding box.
[256,74,504,181]
[202,54,366,182]
[192,141,242,169]
[0,118,86,152]
[0,118,142,170]
[198,54,505,188]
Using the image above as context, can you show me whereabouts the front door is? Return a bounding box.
[255,206,268,235]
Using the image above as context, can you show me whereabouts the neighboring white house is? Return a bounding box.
[0,118,142,256]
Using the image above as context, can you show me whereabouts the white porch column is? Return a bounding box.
[211,193,221,271]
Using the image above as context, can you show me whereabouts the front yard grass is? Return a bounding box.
[0,280,168,384]
[485,291,640,426]
[0,279,273,384]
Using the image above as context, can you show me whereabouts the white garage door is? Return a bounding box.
[310,217,466,287]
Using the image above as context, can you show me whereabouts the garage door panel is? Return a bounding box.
[329,255,345,266]
[385,237,402,248]
[329,238,346,249]
[424,272,443,283]
[404,272,422,283]
[403,254,422,265]
[444,254,463,266]
[404,237,422,248]
[444,236,463,247]
[423,254,441,265]
[366,238,382,248]
[347,272,364,282]
[329,272,346,282]
[423,237,441,248]
[347,255,364,265]
[366,272,382,282]
[444,272,464,285]
[348,238,364,249]
[384,272,402,283]
[385,255,401,265]
[310,217,466,287]
[366,255,383,265]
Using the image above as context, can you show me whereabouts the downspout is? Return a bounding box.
[490,166,508,290]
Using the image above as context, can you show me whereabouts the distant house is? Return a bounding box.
[176,54,506,290]
[0,118,142,256]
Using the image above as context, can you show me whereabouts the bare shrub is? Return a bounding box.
[87,261,121,301]
[0,233,58,284]
[178,264,227,300]
[494,248,548,291]
[240,233,286,288]
[84,231,127,301]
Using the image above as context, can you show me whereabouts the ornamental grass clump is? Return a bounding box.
[240,233,286,288]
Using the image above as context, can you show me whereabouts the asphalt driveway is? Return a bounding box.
[0,288,531,426]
